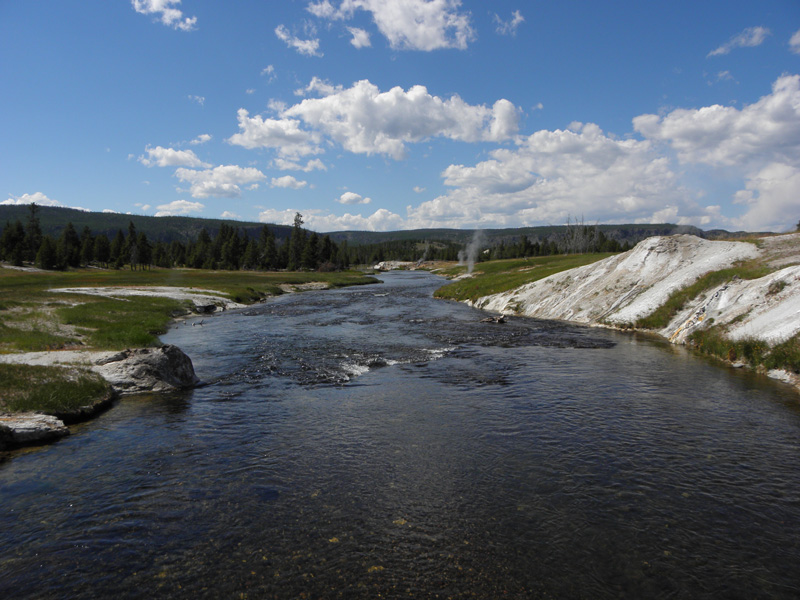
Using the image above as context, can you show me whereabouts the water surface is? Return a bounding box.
[2,271,799,598]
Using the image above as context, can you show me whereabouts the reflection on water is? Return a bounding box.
[1,271,800,599]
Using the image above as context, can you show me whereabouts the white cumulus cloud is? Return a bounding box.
[155,200,205,217]
[633,74,800,168]
[261,65,277,82]
[227,108,322,157]
[2,192,63,207]
[273,157,327,172]
[731,163,800,231]
[271,175,308,189]
[790,29,800,54]
[139,145,211,168]
[629,74,800,231]
[174,165,267,198]
[189,134,212,145]
[405,122,687,229]
[348,26,371,48]
[307,0,474,51]
[337,191,371,204]
[275,24,322,56]
[707,26,771,57]
[283,79,519,159]
[132,0,196,31]
[259,207,404,231]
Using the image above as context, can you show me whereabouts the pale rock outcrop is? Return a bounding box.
[663,265,800,345]
[93,344,200,395]
[476,235,759,327]
[374,261,415,271]
[50,286,246,312]
[473,233,800,352]
[0,413,69,450]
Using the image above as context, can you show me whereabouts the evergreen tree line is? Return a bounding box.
[1,206,632,273]
[486,228,631,261]
[0,207,352,272]
[345,239,462,266]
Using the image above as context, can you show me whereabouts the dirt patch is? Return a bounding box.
[278,282,330,293]
[759,232,800,269]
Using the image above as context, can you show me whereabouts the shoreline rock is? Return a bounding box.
[0,346,199,451]
[93,344,201,395]
[0,413,70,451]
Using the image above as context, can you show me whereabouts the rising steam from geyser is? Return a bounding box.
[458,230,485,274]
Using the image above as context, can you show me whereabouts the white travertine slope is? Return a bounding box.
[474,234,800,346]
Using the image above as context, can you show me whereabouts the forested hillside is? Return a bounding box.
[0,204,764,273]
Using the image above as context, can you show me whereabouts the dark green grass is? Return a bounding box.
[0,267,379,352]
[0,320,79,352]
[0,364,112,414]
[434,254,614,304]
[689,330,800,374]
[57,296,185,348]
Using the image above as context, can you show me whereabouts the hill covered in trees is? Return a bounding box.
[0,205,293,245]
[0,204,766,273]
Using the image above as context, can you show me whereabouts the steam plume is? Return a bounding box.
[458,230,485,274]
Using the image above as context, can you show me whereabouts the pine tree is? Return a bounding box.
[1,220,25,265]
[125,221,138,270]
[258,225,277,270]
[58,222,81,268]
[80,226,94,266]
[36,235,59,270]
[287,212,306,271]
[337,240,350,269]
[170,240,186,266]
[242,240,259,270]
[189,228,212,268]
[109,230,125,268]
[136,232,152,270]
[221,228,242,270]
[301,232,319,270]
[24,203,42,263]
[94,234,111,267]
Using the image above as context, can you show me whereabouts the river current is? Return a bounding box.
[2,271,800,599]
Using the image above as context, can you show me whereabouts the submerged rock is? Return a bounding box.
[93,344,201,395]
[0,413,69,450]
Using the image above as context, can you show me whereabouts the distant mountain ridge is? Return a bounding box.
[0,205,762,248]
[0,205,293,244]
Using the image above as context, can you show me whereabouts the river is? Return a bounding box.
[2,271,799,599]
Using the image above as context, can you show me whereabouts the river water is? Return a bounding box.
[2,271,800,599]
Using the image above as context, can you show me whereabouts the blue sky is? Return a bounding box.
[2,0,799,232]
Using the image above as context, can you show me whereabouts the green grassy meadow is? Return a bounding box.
[0,267,378,353]
[433,254,614,304]
[0,266,378,415]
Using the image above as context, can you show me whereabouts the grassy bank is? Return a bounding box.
[431,250,800,382]
[433,254,613,304]
[0,363,113,415]
[0,266,378,353]
[634,261,771,330]
[0,266,378,415]
[688,328,800,374]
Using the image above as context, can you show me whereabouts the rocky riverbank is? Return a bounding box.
[0,277,375,452]
[0,344,201,450]
[470,233,800,390]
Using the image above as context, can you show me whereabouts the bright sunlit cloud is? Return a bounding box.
[4,2,800,232]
